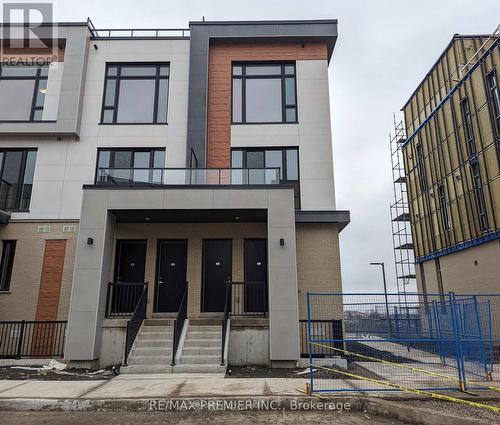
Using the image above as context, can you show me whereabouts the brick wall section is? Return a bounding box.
[35,240,67,321]
[207,41,328,167]
[1,46,65,62]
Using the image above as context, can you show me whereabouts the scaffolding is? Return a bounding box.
[389,115,416,296]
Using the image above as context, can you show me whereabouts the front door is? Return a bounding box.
[202,239,232,312]
[244,239,268,313]
[155,240,188,313]
[115,240,147,283]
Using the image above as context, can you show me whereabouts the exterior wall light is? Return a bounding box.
[280,238,285,246]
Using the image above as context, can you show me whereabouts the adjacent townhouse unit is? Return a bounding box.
[401,33,500,296]
[0,19,349,372]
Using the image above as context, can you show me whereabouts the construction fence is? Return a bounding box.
[306,292,500,393]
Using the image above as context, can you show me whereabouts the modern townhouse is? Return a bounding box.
[0,19,349,372]
[401,33,500,297]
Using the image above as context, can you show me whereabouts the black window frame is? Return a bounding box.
[100,63,170,125]
[486,69,500,139]
[231,147,300,208]
[0,240,16,291]
[0,148,37,212]
[95,147,165,184]
[416,142,427,192]
[0,66,48,122]
[460,97,476,156]
[470,160,489,232]
[437,183,450,231]
[232,62,298,125]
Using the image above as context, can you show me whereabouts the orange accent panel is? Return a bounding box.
[207,42,328,168]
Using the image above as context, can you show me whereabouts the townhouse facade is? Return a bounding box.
[401,33,500,296]
[0,19,349,370]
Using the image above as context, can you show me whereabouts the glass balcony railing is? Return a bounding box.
[95,167,282,186]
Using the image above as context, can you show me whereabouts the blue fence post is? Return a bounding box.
[471,295,489,380]
[307,291,313,394]
[449,292,466,391]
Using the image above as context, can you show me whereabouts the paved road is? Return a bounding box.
[0,411,409,424]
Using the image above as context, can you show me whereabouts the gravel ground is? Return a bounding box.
[0,411,410,425]
[404,399,500,424]
[0,366,115,381]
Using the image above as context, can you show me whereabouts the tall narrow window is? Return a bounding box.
[0,66,48,121]
[470,161,489,231]
[101,64,169,124]
[232,63,297,124]
[486,70,500,137]
[416,143,427,191]
[437,183,450,231]
[96,148,165,184]
[0,240,16,291]
[460,98,476,155]
[0,149,37,211]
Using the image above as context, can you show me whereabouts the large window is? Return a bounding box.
[471,161,489,231]
[96,148,165,184]
[0,240,16,291]
[231,147,300,208]
[0,149,37,211]
[0,66,48,121]
[460,98,476,155]
[101,64,169,124]
[437,183,450,231]
[232,63,297,124]
[486,70,500,137]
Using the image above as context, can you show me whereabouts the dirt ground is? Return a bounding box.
[0,411,410,425]
[0,366,115,381]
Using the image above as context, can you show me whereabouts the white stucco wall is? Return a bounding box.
[230,59,336,211]
[7,38,190,221]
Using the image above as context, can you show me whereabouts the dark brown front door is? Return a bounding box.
[155,240,188,313]
[202,239,232,312]
[244,239,268,313]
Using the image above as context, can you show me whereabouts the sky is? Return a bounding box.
[45,0,499,293]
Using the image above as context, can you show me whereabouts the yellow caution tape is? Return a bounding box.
[312,364,500,413]
[309,341,500,392]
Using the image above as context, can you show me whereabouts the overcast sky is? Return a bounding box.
[47,0,499,293]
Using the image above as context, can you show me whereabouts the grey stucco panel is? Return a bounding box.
[64,186,299,363]
[185,20,338,166]
[0,24,90,137]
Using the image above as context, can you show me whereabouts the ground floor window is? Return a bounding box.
[0,149,37,211]
[0,240,16,291]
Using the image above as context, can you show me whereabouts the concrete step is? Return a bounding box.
[135,340,171,348]
[173,364,226,373]
[180,355,220,365]
[137,332,173,341]
[143,319,175,326]
[186,331,222,339]
[141,326,173,333]
[182,346,219,355]
[189,319,223,326]
[131,347,172,356]
[188,325,221,332]
[183,338,220,348]
[127,355,171,365]
[121,364,173,374]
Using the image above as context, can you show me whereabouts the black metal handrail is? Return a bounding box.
[0,320,67,358]
[221,279,232,366]
[171,282,188,366]
[123,282,148,365]
[106,282,146,317]
[231,282,268,316]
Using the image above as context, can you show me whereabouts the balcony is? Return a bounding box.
[96,167,282,187]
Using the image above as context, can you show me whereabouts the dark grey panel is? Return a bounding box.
[295,210,350,231]
[186,20,338,167]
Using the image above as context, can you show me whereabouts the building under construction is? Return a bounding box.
[398,30,500,295]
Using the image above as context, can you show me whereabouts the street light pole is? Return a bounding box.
[370,262,393,336]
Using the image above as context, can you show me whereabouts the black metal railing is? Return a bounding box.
[299,319,343,358]
[171,283,188,366]
[231,282,268,316]
[123,282,148,365]
[221,280,232,366]
[106,282,146,317]
[96,167,282,186]
[0,321,67,358]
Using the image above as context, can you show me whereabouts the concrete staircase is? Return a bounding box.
[176,320,226,373]
[120,319,174,374]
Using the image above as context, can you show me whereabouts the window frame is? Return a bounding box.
[0,240,16,291]
[437,183,451,231]
[470,160,489,232]
[0,66,48,122]
[100,63,170,125]
[486,69,500,140]
[416,142,427,192]
[95,147,166,184]
[231,147,301,208]
[0,148,37,212]
[460,97,476,156]
[231,62,298,125]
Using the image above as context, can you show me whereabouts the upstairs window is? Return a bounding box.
[101,64,169,124]
[416,143,427,192]
[486,70,500,137]
[437,183,450,231]
[96,148,165,184]
[460,98,476,155]
[231,147,300,208]
[0,240,16,291]
[232,63,297,124]
[0,149,37,211]
[0,66,48,121]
